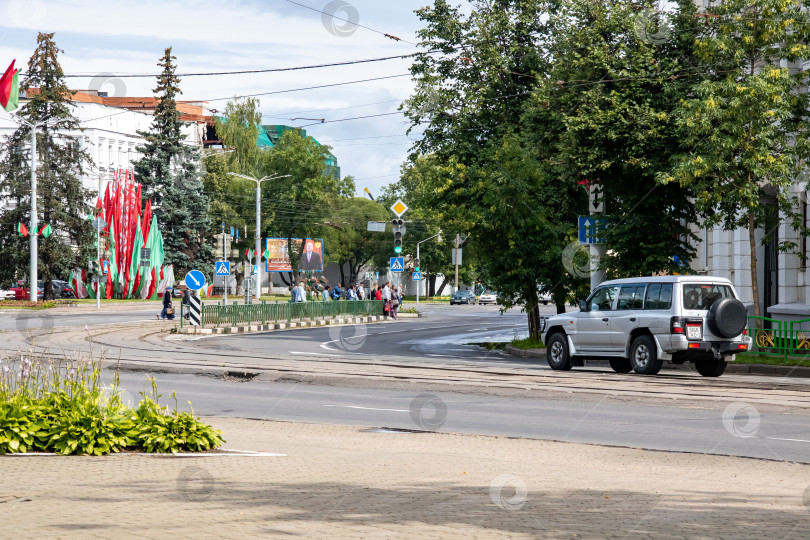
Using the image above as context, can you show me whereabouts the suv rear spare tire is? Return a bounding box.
[546,333,572,371]
[630,335,662,375]
[707,298,747,338]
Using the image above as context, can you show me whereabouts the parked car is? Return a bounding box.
[12,281,44,300]
[52,279,75,298]
[537,289,552,305]
[478,291,499,305]
[0,288,15,300]
[449,290,477,305]
[540,276,751,377]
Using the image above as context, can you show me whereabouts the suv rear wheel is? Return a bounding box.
[609,358,632,374]
[630,335,662,375]
[695,358,727,377]
[546,333,572,371]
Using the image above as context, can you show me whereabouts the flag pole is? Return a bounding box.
[29,123,37,302]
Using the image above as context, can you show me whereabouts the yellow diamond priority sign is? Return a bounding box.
[391,198,409,217]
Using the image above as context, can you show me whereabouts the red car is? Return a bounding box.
[11,281,44,300]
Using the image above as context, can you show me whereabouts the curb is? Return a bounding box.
[503,345,810,378]
[177,315,390,336]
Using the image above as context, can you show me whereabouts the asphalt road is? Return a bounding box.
[0,308,159,331]
[113,370,810,464]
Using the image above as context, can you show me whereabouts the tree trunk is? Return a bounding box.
[749,210,762,321]
[339,262,346,287]
[526,287,541,340]
[428,272,435,297]
[435,277,448,296]
[555,301,565,315]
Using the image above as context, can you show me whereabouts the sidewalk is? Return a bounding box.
[2,417,808,539]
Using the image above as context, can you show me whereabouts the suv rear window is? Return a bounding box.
[644,283,673,310]
[682,284,734,310]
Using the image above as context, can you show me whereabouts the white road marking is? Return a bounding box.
[763,436,810,443]
[324,404,409,413]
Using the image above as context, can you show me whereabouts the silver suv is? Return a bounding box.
[541,276,752,377]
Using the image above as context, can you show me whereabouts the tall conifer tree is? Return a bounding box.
[134,47,212,275]
[0,33,94,299]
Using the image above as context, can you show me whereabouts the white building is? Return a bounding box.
[0,91,207,201]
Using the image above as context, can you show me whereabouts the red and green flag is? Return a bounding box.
[38,224,52,238]
[0,59,19,112]
[16,222,28,237]
[262,248,270,260]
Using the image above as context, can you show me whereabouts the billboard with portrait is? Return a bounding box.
[265,238,324,272]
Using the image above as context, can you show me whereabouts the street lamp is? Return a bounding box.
[227,172,291,301]
[415,229,442,307]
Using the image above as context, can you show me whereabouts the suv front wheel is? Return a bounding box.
[546,333,572,371]
[630,335,662,375]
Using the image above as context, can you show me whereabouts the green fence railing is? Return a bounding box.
[182,299,384,329]
[745,316,810,362]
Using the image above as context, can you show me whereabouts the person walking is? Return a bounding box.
[181,286,192,320]
[375,285,382,301]
[159,287,175,320]
[322,285,331,302]
[358,283,365,301]
[332,283,343,301]
[348,285,357,301]
[289,286,296,303]
[390,286,399,319]
[297,282,306,302]
[382,281,392,317]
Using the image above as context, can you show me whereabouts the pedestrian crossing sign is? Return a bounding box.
[413,271,421,281]
[215,261,231,276]
[390,257,404,272]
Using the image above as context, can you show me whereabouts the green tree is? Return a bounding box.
[134,47,212,276]
[261,129,345,284]
[320,197,389,286]
[663,0,810,318]
[0,32,94,299]
[528,0,702,278]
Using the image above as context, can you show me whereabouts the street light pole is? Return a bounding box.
[416,229,441,307]
[228,172,291,301]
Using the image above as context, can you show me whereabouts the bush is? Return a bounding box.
[0,353,224,455]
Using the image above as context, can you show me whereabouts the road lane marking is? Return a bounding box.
[763,436,810,443]
[324,405,409,412]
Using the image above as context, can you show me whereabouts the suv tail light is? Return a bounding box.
[671,316,703,339]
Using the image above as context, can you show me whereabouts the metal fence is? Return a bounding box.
[181,299,384,329]
[745,316,810,362]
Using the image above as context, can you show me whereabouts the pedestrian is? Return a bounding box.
[357,283,365,301]
[159,287,175,320]
[297,281,306,302]
[322,285,331,302]
[348,285,357,301]
[289,286,296,303]
[181,286,192,320]
[332,283,343,300]
[375,285,382,301]
[382,281,392,317]
[390,287,399,319]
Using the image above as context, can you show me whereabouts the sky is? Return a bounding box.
[0,0,449,198]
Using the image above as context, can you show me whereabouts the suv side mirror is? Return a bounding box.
[579,299,588,311]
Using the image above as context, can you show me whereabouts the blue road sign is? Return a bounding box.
[412,271,422,281]
[253,265,259,275]
[102,260,109,275]
[230,227,235,238]
[578,216,607,245]
[390,257,405,272]
[215,261,231,276]
[185,270,206,291]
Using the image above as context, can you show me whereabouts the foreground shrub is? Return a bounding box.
[0,353,224,455]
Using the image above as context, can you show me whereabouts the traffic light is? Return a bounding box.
[392,218,404,253]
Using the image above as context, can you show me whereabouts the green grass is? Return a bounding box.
[510,337,545,350]
[734,352,810,367]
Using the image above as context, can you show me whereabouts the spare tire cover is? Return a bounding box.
[707,298,747,338]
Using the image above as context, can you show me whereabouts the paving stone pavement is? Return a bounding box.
[2,417,810,539]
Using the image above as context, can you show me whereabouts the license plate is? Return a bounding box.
[687,324,702,340]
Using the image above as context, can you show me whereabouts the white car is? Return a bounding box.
[478,291,498,305]
[541,275,751,377]
[0,289,15,300]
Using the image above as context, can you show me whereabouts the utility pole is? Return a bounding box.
[416,229,441,307]
[222,222,227,303]
[227,172,291,301]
